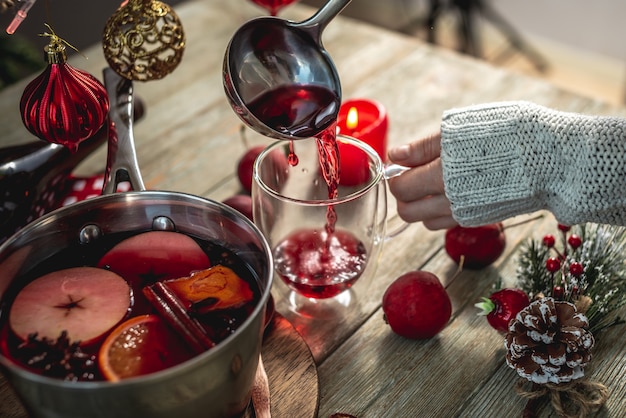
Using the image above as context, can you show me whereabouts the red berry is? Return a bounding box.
[557,224,571,232]
[444,223,506,269]
[237,145,265,194]
[567,234,582,249]
[569,261,584,276]
[475,288,530,333]
[546,257,561,273]
[542,234,556,248]
[382,271,452,339]
[553,286,564,299]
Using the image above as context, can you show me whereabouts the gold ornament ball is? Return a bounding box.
[102,0,185,81]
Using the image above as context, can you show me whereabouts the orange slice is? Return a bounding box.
[99,314,195,381]
[164,265,254,313]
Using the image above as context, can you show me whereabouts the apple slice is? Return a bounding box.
[9,267,131,345]
[97,231,211,285]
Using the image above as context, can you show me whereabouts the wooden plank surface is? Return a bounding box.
[1,0,626,417]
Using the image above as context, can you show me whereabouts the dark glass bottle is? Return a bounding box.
[0,130,106,244]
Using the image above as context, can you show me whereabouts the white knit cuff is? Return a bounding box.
[440,101,547,226]
[441,101,626,227]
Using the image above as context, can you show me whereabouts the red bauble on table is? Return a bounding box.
[382,271,452,339]
[20,32,109,152]
[237,145,265,194]
[222,194,253,221]
[445,223,506,269]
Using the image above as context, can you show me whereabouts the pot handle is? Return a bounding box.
[102,67,146,194]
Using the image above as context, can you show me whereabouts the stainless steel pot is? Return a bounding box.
[0,69,273,418]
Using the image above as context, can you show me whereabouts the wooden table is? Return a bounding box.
[1,1,625,417]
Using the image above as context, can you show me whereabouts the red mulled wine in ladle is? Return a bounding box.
[223,0,351,141]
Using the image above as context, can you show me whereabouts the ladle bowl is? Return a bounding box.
[223,0,351,140]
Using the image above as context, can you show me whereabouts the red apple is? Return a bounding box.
[444,223,506,269]
[9,267,131,345]
[97,231,211,314]
[382,270,452,339]
[222,194,253,221]
[237,145,265,194]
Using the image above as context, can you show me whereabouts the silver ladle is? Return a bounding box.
[223,0,351,141]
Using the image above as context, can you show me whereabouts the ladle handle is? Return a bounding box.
[102,67,146,194]
[299,0,351,42]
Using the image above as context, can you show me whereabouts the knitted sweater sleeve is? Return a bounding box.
[440,101,626,227]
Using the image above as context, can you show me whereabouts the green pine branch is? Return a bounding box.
[515,222,626,335]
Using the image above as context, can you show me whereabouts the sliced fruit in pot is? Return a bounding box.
[97,231,212,314]
[99,314,195,381]
[163,265,255,313]
[97,231,211,284]
[9,267,131,345]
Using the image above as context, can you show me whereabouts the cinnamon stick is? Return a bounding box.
[143,282,216,353]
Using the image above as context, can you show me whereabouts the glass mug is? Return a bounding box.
[252,135,405,306]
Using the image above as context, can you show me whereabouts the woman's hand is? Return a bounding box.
[387,132,457,230]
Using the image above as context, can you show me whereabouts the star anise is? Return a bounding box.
[15,331,99,381]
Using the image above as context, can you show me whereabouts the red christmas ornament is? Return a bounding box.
[20,30,109,153]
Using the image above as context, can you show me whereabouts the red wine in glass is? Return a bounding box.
[249,84,372,299]
[273,228,367,299]
[249,0,299,16]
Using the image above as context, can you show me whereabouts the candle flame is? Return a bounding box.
[346,107,358,131]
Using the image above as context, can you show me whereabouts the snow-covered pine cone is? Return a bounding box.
[505,297,594,384]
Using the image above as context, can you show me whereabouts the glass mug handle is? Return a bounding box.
[383,163,411,239]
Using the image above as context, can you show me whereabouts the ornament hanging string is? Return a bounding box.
[515,379,609,418]
[38,23,85,59]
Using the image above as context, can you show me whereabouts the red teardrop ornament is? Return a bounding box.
[20,40,109,153]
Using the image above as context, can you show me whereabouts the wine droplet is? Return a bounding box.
[288,140,299,166]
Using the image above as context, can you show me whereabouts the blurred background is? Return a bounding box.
[303,0,626,106]
[1,0,625,106]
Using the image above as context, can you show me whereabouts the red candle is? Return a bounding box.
[337,98,388,162]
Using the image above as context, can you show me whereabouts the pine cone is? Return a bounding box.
[505,297,594,384]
